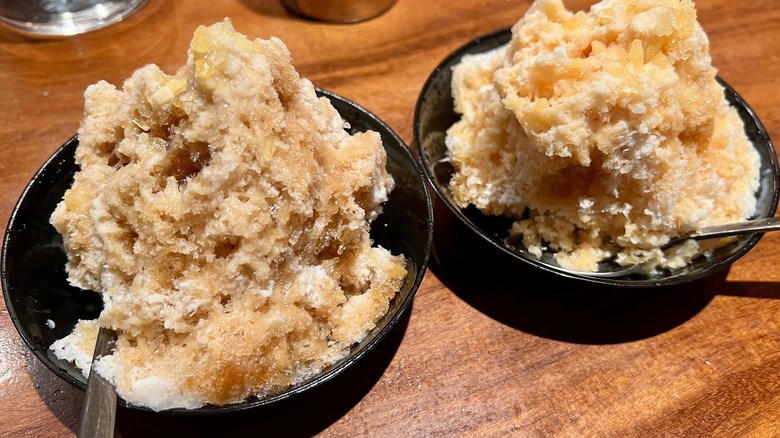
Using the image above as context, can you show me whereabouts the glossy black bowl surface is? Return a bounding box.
[414,28,779,287]
[2,88,434,413]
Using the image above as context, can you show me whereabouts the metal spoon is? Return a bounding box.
[556,217,780,278]
[78,327,118,438]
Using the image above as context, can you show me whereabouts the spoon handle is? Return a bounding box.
[563,217,780,279]
[687,216,780,241]
[78,327,118,438]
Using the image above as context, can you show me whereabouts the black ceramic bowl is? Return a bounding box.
[414,27,779,288]
[1,88,434,413]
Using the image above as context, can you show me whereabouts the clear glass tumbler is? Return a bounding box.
[0,0,148,37]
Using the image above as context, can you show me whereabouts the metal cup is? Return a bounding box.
[0,0,148,37]
[281,0,397,23]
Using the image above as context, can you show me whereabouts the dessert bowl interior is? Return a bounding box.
[2,88,433,414]
[413,27,779,288]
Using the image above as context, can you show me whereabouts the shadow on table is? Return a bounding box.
[429,197,780,345]
[18,345,85,435]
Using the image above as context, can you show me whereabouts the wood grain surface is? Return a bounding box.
[2,0,780,437]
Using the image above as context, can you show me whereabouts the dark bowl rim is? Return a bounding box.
[2,87,434,414]
[412,27,780,288]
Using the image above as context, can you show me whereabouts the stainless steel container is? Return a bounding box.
[281,0,397,23]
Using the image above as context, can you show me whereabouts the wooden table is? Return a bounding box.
[2,0,780,436]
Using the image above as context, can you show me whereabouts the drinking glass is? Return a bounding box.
[0,0,148,37]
